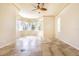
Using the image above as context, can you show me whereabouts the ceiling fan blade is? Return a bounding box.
[32,4,36,8]
[39,3,47,11]
[32,9,37,11]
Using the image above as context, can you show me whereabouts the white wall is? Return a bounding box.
[55,4,79,50]
[43,16,55,43]
[0,4,16,48]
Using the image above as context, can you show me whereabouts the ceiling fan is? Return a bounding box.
[32,3,47,13]
[13,3,44,18]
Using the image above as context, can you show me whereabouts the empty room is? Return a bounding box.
[0,3,79,56]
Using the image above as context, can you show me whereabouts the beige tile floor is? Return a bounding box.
[3,38,79,56]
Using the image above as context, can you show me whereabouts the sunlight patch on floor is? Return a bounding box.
[15,36,42,56]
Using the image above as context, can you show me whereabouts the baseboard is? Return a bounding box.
[57,38,79,50]
[0,41,15,49]
[0,42,15,56]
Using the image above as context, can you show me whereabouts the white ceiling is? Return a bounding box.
[15,3,69,16]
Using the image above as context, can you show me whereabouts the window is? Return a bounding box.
[16,20,23,31]
[57,17,61,32]
[16,20,41,31]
